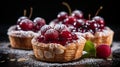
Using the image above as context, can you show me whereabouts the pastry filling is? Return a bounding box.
[36,24,79,46]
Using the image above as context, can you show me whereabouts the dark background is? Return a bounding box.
[0,0,118,41]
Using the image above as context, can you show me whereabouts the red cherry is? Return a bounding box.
[96,44,111,58]
[17,16,28,24]
[75,19,85,28]
[33,17,46,32]
[87,20,98,31]
[54,24,67,32]
[57,11,68,21]
[40,25,52,35]
[44,29,59,42]
[64,16,76,25]
[37,35,44,42]
[78,28,87,33]
[92,16,105,30]
[19,19,34,31]
[72,10,83,19]
[71,33,78,40]
[67,25,76,32]
[60,29,72,40]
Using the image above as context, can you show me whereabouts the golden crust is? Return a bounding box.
[7,25,38,50]
[31,36,86,62]
[93,28,114,47]
[82,27,114,47]
[9,36,33,50]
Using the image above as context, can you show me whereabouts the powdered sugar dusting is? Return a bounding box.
[75,27,113,39]
[7,25,38,37]
[8,30,37,37]
[0,42,114,66]
[95,27,113,37]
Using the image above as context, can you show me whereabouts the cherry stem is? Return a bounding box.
[29,7,33,19]
[62,2,72,15]
[88,13,91,20]
[95,6,103,16]
[24,9,27,16]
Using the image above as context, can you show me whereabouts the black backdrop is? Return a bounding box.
[0,0,118,41]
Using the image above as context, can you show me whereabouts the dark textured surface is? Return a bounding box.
[0,0,118,67]
[0,42,120,67]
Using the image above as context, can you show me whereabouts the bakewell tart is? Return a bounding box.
[49,9,114,48]
[7,16,46,49]
[31,24,86,62]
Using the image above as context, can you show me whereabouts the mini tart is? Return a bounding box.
[77,27,114,47]
[31,36,86,62]
[7,25,38,50]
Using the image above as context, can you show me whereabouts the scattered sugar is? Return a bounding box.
[10,58,16,61]
[111,42,120,52]
[0,42,115,66]
[17,58,28,62]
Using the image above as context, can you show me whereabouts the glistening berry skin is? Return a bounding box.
[57,11,68,21]
[36,23,79,46]
[96,44,111,58]
[19,19,34,31]
[17,16,28,25]
[44,28,59,42]
[40,25,52,35]
[63,16,76,25]
[92,16,105,30]
[54,24,67,32]
[52,8,106,34]
[33,17,46,32]
[17,16,46,32]
[71,10,84,19]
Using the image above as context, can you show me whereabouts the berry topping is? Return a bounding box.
[44,29,59,42]
[33,3,108,47]
[40,25,52,35]
[87,20,98,31]
[64,16,76,25]
[60,29,72,41]
[57,11,68,21]
[54,24,67,32]
[37,35,44,42]
[68,25,76,32]
[17,16,28,24]
[92,16,105,30]
[71,33,78,40]
[96,44,111,58]
[78,28,87,33]
[72,10,83,19]
[33,17,46,32]
[19,19,34,31]
[75,19,85,28]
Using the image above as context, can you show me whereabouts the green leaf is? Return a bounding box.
[82,40,96,58]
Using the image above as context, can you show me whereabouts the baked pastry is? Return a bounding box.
[7,16,46,49]
[31,24,86,62]
[49,10,114,47]
[79,26,114,47]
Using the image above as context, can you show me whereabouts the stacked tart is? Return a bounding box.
[7,16,46,49]
[31,24,86,62]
